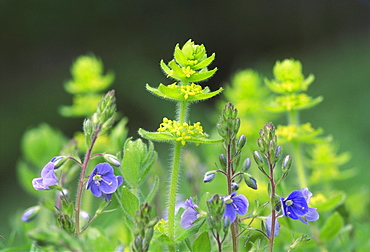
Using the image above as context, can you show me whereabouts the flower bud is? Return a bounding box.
[236,134,247,150]
[219,154,227,170]
[282,155,292,173]
[203,170,216,183]
[243,158,251,171]
[22,206,41,222]
[243,174,258,190]
[51,156,68,169]
[231,182,239,191]
[253,151,264,167]
[257,138,265,152]
[103,154,121,167]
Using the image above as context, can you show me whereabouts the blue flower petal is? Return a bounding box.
[223,203,237,223]
[306,207,319,221]
[181,207,199,229]
[233,194,249,215]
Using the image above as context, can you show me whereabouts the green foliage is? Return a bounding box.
[319,212,344,241]
[193,232,211,252]
[121,138,157,189]
[21,123,66,166]
[60,54,115,117]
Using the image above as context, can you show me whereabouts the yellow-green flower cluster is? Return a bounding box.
[167,83,203,100]
[264,59,322,113]
[160,39,217,83]
[60,55,114,117]
[276,123,322,143]
[157,118,205,145]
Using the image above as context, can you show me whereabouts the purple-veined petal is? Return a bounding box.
[290,197,308,216]
[96,163,114,175]
[223,203,237,223]
[305,207,319,221]
[181,207,199,229]
[32,178,46,190]
[99,176,118,194]
[285,190,303,201]
[266,216,280,237]
[117,176,123,187]
[40,162,55,177]
[90,184,102,197]
[232,194,249,215]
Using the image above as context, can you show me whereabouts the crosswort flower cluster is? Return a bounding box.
[157,117,205,145]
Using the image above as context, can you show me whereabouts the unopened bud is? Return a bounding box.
[203,171,216,183]
[257,138,265,152]
[219,154,227,170]
[104,154,121,167]
[231,182,239,191]
[236,134,247,150]
[51,156,68,169]
[22,206,41,222]
[243,174,258,190]
[243,158,251,171]
[253,151,264,167]
[282,155,292,173]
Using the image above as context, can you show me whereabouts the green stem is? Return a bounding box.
[269,160,276,252]
[75,126,101,235]
[288,110,307,188]
[226,142,238,252]
[288,110,327,251]
[167,141,182,241]
[167,99,188,249]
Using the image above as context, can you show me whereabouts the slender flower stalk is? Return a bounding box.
[74,125,101,235]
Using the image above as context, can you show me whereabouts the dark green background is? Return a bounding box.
[1,0,369,240]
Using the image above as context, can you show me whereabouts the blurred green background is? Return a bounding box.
[0,0,369,242]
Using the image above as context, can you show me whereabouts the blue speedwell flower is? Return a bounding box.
[32,162,58,190]
[281,188,319,224]
[86,163,123,200]
[222,192,249,223]
[181,197,200,229]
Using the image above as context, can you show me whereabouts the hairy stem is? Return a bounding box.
[227,142,238,252]
[167,99,188,250]
[75,126,101,235]
[268,156,276,252]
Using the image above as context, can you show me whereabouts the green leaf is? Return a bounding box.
[121,186,139,218]
[187,68,217,82]
[192,53,215,70]
[144,176,160,204]
[192,231,211,252]
[138,128,176,143]
[176,219,206,241]
[319,211,343,241]
[173,44,188,66]
[22,123,66,166]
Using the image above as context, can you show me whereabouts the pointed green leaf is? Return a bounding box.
[187,68,217,82]
[174,44,188,66]
[144,176,160,204]
[192,53,215,70]
[319,212,343,241]
[193,231,211,252]
[121,186,139,218]
[138,128,176,143]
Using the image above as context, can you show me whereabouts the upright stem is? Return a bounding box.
[288,110,326,251]
[227,142,238,252]
[167,99,188,249]
[75,126,101,235]
[167,141,182,242]
[288,110,307,188]
[268,158,276,252]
